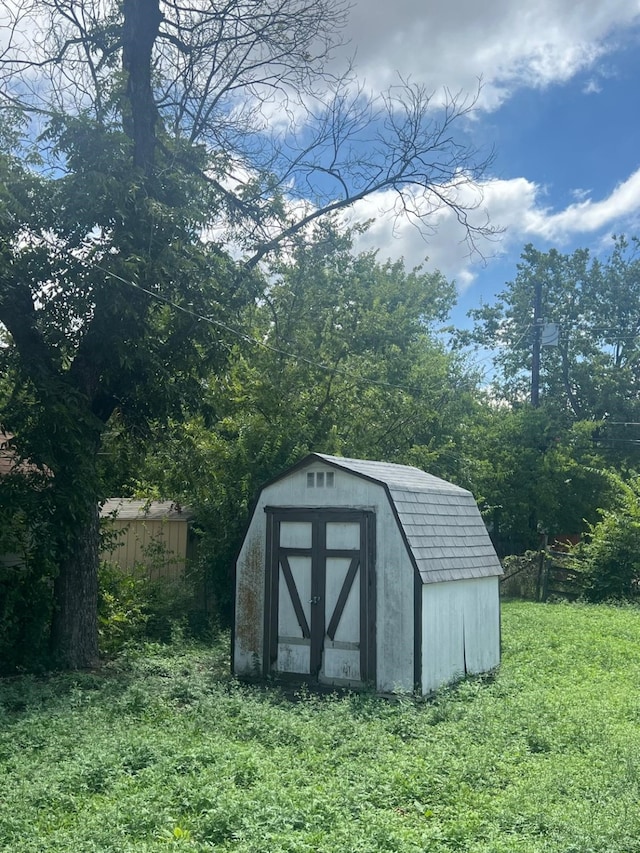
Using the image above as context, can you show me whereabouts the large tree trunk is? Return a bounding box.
[47,420,104,671]
[50,500,100,669]
[122,0,163,174]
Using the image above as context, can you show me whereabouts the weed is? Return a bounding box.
[2,607,640,851]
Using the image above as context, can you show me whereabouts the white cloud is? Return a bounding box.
[337,0,640,110]
[325,1,640,300]
[583,79,603,94]
[523,168,640,240]
[346,169,640,290]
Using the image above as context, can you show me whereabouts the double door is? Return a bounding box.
[264,508,375,685]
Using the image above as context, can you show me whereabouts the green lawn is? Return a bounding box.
[2,601,640,852]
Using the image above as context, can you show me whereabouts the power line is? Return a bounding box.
[19,228,455,398]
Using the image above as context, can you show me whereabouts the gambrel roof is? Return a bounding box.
[311,453,502,584]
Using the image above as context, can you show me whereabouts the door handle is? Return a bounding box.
[309,596,321,605]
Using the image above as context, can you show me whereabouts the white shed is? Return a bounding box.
[233,453,502,695]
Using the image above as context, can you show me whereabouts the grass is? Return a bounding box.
[2,601,640,851]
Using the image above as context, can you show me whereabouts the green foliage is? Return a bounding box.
[463,238,640,427]
[450,237,640,551]
[97,561,152,655]
[573,475,640,602]
[0,104,249,666]
[98,558,199,656]
[464,403,612,553]
[3,604,640,851]
[0,465,57,674]
[133,222,478,618]
[0,556,53,675]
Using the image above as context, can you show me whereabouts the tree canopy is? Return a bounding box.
[0,0,495,667]
[464,238,640,426]
[1,0,496,261]
[456,238,640,555]
[133,222,478,614]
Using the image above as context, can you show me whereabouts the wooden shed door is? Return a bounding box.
[264,509,375,685]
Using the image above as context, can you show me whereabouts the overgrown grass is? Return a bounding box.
[2,602,640,851]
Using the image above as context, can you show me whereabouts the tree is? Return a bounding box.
[464,402,612,554]
[574,474,640,602]
[134,222,478,617]
[450,238,640,553]
[0,116,244,667]
[1,0,495,261]
[462,239,640,427]
[0,0,494,668]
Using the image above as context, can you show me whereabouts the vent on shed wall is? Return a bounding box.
[306,471,335,488]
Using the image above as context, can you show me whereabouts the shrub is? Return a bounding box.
[0,493,56,674]
[98,560,196,655]
[574,475,640,602]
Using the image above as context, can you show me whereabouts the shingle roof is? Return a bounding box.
[101,499,192,521]
[313,454,502,584]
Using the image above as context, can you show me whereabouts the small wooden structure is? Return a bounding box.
[100,499,196,580]
[234,454,502,695]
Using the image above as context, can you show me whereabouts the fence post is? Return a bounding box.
[535,534,549,601]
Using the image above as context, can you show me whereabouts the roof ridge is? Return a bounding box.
[313,453,468,494]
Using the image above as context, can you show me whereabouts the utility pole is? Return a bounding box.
[531,278,542,407]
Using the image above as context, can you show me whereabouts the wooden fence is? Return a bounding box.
[500,550,587,601]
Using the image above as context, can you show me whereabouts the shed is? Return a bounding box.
[100,499,196,581]
[233,453,502,695]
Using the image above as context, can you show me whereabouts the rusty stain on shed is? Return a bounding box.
[235,535,264,653]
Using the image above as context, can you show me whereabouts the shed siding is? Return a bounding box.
[460,576,501,675]
[101,519,189,580]
[375,505,414,694]
[235,526,267,673]
[421,576,500,694]
[234,460,416,691]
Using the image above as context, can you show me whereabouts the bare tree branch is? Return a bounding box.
[0,0,497,264]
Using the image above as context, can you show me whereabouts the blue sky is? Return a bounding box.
[329,1,640,332]
[2,0,638,345]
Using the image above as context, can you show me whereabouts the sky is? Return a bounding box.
[2,0,639,338]
[327,0,640,329]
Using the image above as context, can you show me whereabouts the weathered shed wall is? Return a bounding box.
[234,458,417,692]
[421,576,500,694]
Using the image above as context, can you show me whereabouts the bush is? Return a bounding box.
[0,558,54,674]
[98,560,197,656]
[574,476,640,602]
[0,498,56,674]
